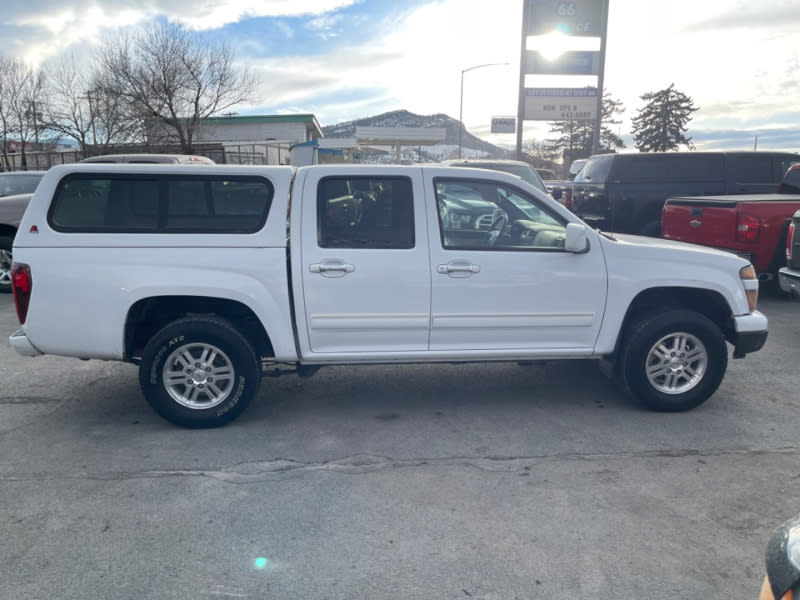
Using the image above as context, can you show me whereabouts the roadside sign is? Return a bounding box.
[525,0,604,36]
[491,117,517,134]
[525,50,600,75]
[523,88,598,120]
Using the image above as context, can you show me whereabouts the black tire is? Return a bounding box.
[620,309,728,412]
[0,235,14,294]
[139,317,261,428]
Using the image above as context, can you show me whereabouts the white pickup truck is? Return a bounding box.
[9,164,767,427]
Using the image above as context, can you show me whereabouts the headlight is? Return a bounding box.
[740,265,758,312]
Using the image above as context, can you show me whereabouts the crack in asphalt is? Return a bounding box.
[1,446,798,484]
[0,396,64,405]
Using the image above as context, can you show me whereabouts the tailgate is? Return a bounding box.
[662,197,739,247]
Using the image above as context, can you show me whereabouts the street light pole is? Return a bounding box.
[458,62,508,159]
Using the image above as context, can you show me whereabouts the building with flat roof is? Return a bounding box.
[145,114,324,165]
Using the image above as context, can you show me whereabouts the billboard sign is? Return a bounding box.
[525,0,604,36]
[525,50,600,75]
[524,88,598,120]
[491,117,517,134]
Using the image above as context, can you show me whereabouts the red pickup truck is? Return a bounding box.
[661,163,800,280]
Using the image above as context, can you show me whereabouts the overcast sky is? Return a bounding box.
[3,0,799,152]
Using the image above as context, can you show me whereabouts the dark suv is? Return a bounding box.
[571,151,799,236]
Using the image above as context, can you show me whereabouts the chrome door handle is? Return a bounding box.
[310,259,355,277]
[437,261,480,278]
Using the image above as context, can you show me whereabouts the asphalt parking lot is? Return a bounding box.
[1,288,798,600]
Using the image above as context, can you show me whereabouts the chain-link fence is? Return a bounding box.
[0,142,292,172]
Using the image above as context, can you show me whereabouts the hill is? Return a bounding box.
[321,109,511,162]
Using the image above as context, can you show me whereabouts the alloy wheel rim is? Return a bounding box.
[162,342,235,409]
[645,332,708,395]
[0,249,12,285]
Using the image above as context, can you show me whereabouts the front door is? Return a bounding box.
[427,174,607,354]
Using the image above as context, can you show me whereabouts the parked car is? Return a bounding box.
[571,151,799,236]
[439,159,550,197]
[0,170,47,293]
[80,153,215,164]
[535,168,556,180]
[543,159,588,205]
[778,209,800,297]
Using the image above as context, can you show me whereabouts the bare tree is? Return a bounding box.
[0,58,47,169]
[0,56,16,169]
[100,21,257,153]
[45,54,141,154]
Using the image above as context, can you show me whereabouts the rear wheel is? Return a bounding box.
[621,309,727,412]
[139,317,261,428]
[0,235,14,293]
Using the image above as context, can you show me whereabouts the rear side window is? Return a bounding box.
[730,155,775,183]
[614,154,724,182]
[49,174,273,233]
[317,176,414,249]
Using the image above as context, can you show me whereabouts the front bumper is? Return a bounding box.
[731,310,768,358]
[778,267,800,297]
[9,328,43,357]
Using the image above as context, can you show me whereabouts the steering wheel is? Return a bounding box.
[485,208,508,246]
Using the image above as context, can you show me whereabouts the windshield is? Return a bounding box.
[0,173,44,197]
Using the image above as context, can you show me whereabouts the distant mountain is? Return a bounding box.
[321,109,511,162]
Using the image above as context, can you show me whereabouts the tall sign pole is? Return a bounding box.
[591,0,610,155]
[516,1,531,160]
[516,0,609,162]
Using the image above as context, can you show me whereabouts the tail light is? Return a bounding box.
[736,213,761,243]
[11,263,32,324]
[788,222,795,260]
[564,189,573,211]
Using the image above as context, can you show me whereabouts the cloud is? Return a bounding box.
[682,2,800,32]
[1,0,359,66]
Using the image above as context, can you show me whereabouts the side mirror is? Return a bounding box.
[551,188,562,200]
[763,514,800,600]
[564,222,590,253]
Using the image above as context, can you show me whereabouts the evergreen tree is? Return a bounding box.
[545,91,625,165]
[631,84,699,152]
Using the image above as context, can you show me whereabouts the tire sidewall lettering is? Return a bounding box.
[216,376,246,416]
[150,345,168,385]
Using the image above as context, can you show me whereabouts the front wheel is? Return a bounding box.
[139,317,262,428]
[621,309,728,412]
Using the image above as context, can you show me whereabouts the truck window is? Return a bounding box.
[729,155,775,183]
[49,174,272,233]
[574,155,613,183]
[434,178,566,251]
[317,176,414,249]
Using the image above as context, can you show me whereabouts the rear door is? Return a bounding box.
[295,167,431,356]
